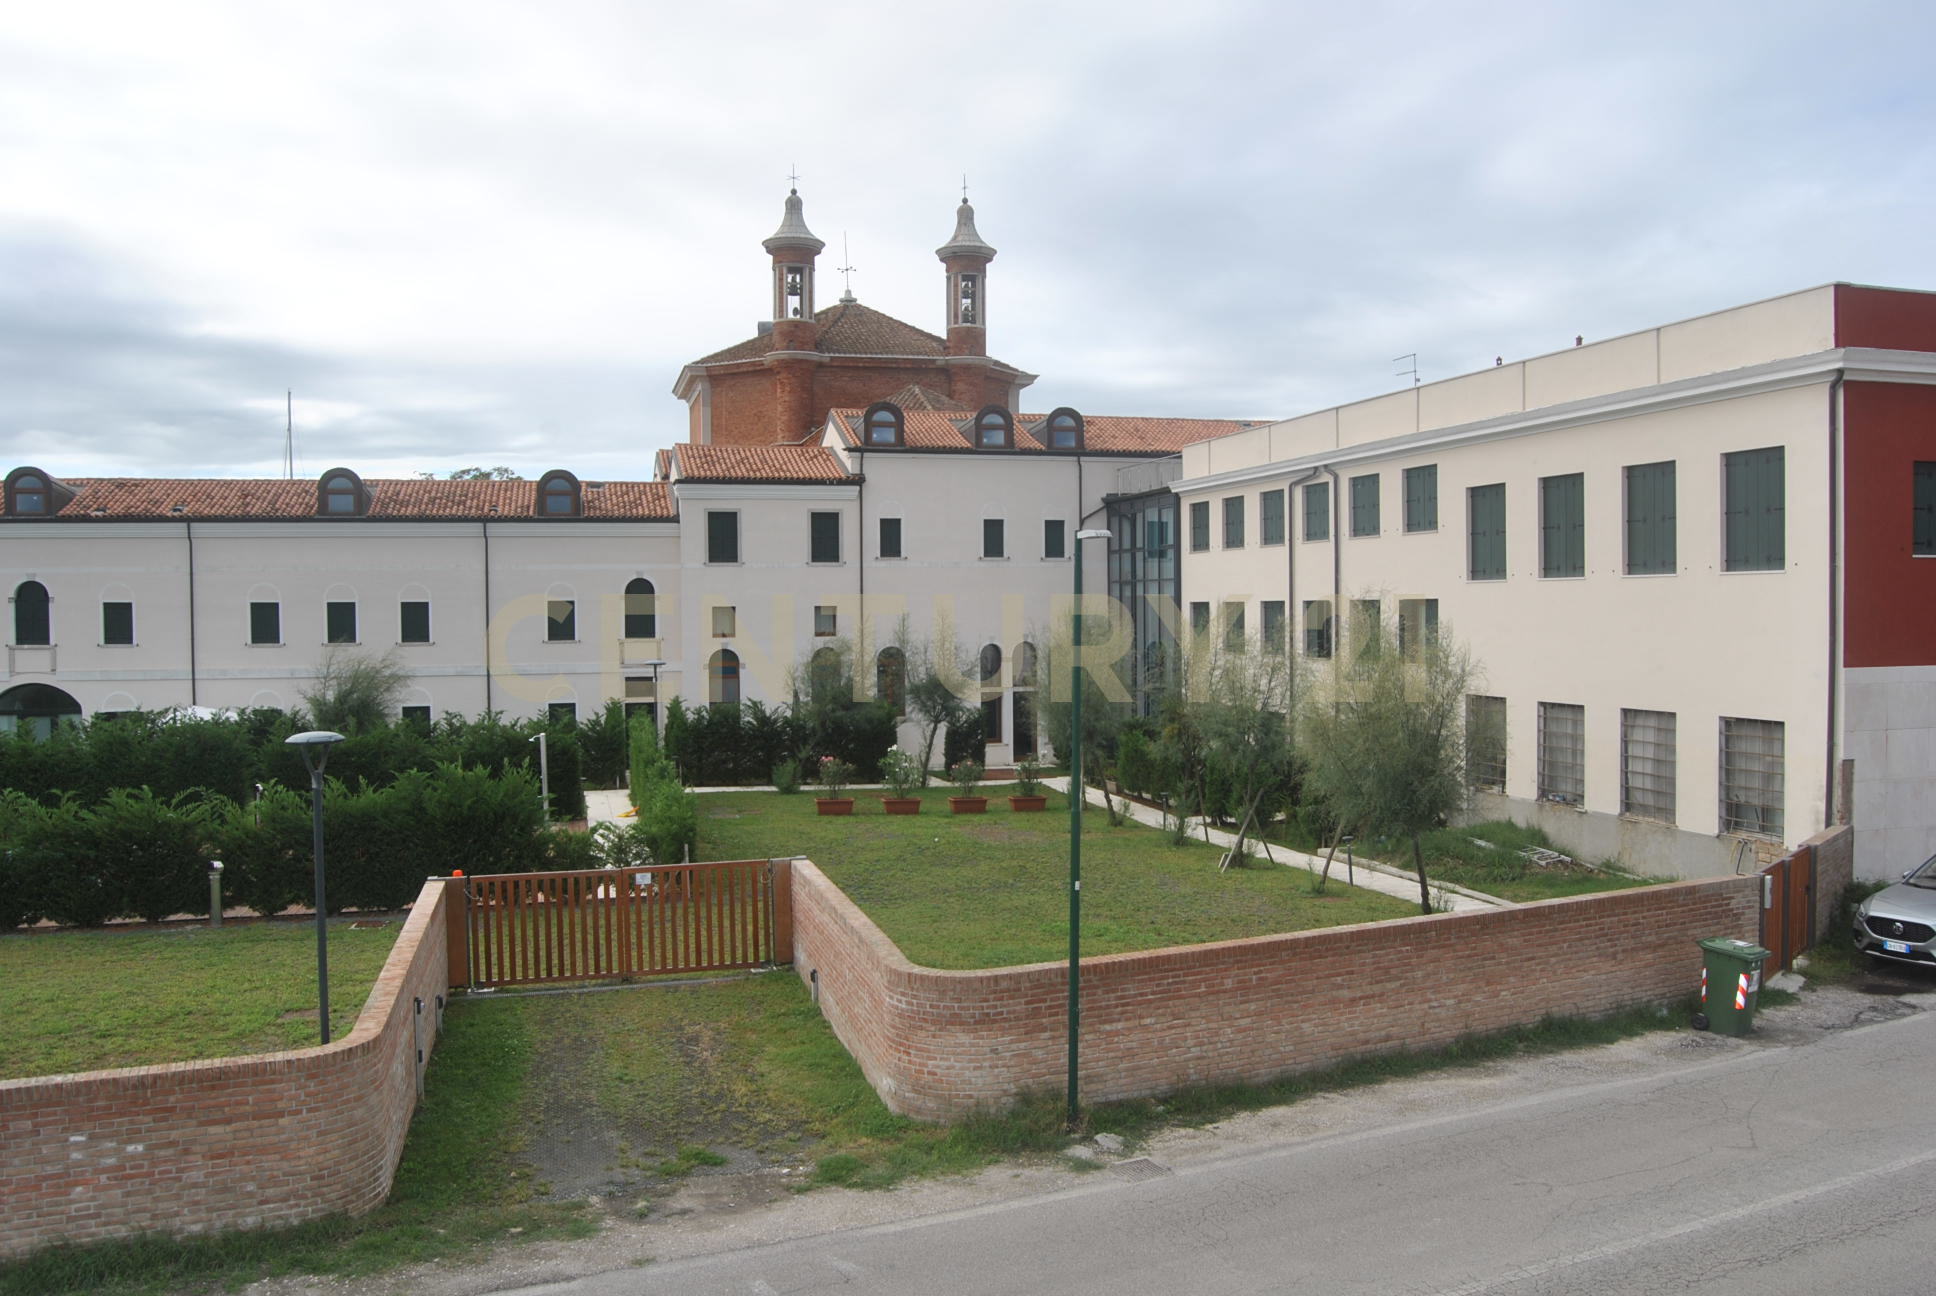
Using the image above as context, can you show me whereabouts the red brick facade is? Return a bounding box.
[790,861,1761,1121]
[0,879,457,1260]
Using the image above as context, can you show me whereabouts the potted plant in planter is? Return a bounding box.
[1008,758,1048,812]
[879,747,923,814]
[947,760,987,814]
[814,756,855,815]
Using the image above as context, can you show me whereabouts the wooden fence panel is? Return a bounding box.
[458,860,781,989]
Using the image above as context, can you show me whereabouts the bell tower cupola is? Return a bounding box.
[763,186,826,352]
[936,195,996,359]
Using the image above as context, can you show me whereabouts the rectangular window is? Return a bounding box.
[1397,598,1438,657]
[1189,500,1210,551]
[1539,473,1585,578]
[1403,465,1438,533]
[1261,599,1286,650]
[1720,717,1785,837]
[1466,695,1506,791]
[325,600,358,644]
[1223,602,1246,652]
[1189,601,1210,635]
[1468,483,1506,580]
[1222,496,1245,548]
[101,601,134,646]
[711,605,736,637]
[1624,461,1677,575]
[1917,463,1936,557]
[249,601,281,646]
[1302,599,1332,657]
[546,600,575,642]
[706,510,739,563]
[1723,447,1785,572]
[400,600,431,644]
[1621,708,1677,823]
[1350,473,1380,537]
[1303,482,1330,541]
[809,511,841,563]
[1260,490,1285,545]
[982,518,1005,558]
[1044,519,1066,558]
[1353,598,1381,658]
[981,693,1003,744]
[547,701,577,725]
[880,516,903,558]
[814,605,836,637]
[1537,702,1585,804]
[400,705,432,726]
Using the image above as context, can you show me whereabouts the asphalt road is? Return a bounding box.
[502,1007,1934,1296]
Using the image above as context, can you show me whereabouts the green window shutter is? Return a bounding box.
[1260,490,1285,544]
[1404,465,1438,532]
[401,600,432,644]
[1469,484,1506,580]
[1916,463,1936,556]
[1625,461,1676,575]
[1725,447,1784,571]
[1223,496,1245,547]
[250,601,280,645]
[1350,474,1379,536]
[1303,482,1330,541]
[1189,500,1210,550]
[810,512,840,563]
[1540,474,1584,578]
[707,511,739,563]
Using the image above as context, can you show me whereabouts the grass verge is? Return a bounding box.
[1269,818,1661,903]
[0,921,400,1078]
[698,788,1415,968]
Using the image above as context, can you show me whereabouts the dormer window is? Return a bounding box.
[863,402,904,447]
[975,406,1013,449]
[10,473,46,514]
[316,468,366,517]
[537,471,582,517]
[1046,408,1085,451]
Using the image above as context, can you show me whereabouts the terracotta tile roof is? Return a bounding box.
[827,408,1258,455]
[690,301,1025,375]
[24,477,677,521]
[881,383,970,412]
[670,444,856,485]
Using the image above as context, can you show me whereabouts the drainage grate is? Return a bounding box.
[1109,1157,1172,1182]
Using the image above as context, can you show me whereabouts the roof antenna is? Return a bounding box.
[283,391,295,478]
[838,233,857,304]
[1393,353,1420,386]
[788,163,801,193]
[962,173,969,202]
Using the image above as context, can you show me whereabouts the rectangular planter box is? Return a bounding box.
[948,796,988,814]
[815,798,855,816]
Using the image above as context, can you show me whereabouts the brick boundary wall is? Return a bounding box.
[790,861,1762,1122]
[0,877,457,1260]
[1805,824,1856,943]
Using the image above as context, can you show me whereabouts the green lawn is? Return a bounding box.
[0,921,400,1079]
[1267,818,1660,903]
[697,788,1415,968]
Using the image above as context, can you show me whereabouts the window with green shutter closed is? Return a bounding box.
[1539,473,1584,578]
[1260,490,1285,545]
[1350,474,1380,537]
[1189,500,1210,551]
[1914,462,1936,557]
[1624,461,1677,575]
[1303,482,1330,541]
[1403,465,1438,532]
[1468,483,1506,580]
[1724,447,1785,572]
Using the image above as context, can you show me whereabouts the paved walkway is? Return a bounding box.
[593,782,1505,913]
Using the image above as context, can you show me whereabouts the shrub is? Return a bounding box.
[88,788,221,924]
[772,758,802,794]
[629,710,675,809]
[636,780,696,867]
[578,699,631,789]
[213,784,314,917]
[944,709,984,770]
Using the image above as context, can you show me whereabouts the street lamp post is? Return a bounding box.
[530,730,550,816]
[1068,527,1113,1129]
[285,730,345,1045]
[640,659,667,747]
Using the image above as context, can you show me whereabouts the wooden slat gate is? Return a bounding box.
[1758,844,1815,972]
[446,859,793,990]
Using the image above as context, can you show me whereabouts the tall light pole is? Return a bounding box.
[640,659,667,747]
[285,730,345,1045]
[530,730,550,817]
[1068,527,1113,1129]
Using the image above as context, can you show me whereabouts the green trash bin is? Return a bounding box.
[1695,937,1772,1036]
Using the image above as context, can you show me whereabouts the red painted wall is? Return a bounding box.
[1835,284,1936,353]
[1842,381,1936,667]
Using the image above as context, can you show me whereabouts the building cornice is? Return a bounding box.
[671,483,860,502]
[1175,347,1936,495]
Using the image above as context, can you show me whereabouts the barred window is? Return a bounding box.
[1353,598,1381,659]
[1223,602,1246,652]
[1190,601,1210,635]
[1720,717,1784,837]
[1398,598,1438,657]
[1620,708,1676,823]
[1261,600,1286,650]
[1303,599,1332,658]
[1467,695,1506,791]
[1537,702,1584,804]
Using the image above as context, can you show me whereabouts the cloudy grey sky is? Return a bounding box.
[4,0,1933,482]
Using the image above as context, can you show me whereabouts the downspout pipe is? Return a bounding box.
[186,520,199,707]
[1323,465,1343,650]
[1281,468,1323,651]
[482,521,494,715]
[1826,372,1844,829]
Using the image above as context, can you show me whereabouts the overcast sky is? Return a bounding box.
[4,0,1933,482]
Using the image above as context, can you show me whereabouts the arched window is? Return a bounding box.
[0,683,81,739]
[1013,641,1038,688]
[863,402,904,446]
[316,468,365,516]
[978,642,1002,684]
[9,472,46,515]
[876,646,907,713]
[809,646,845,704]
[12,581,50,646]
[1046,407,1084,451]
[708,648,741,704]
[624,577,656,639]
[537,471,581,517]
[975,406,1013,449]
